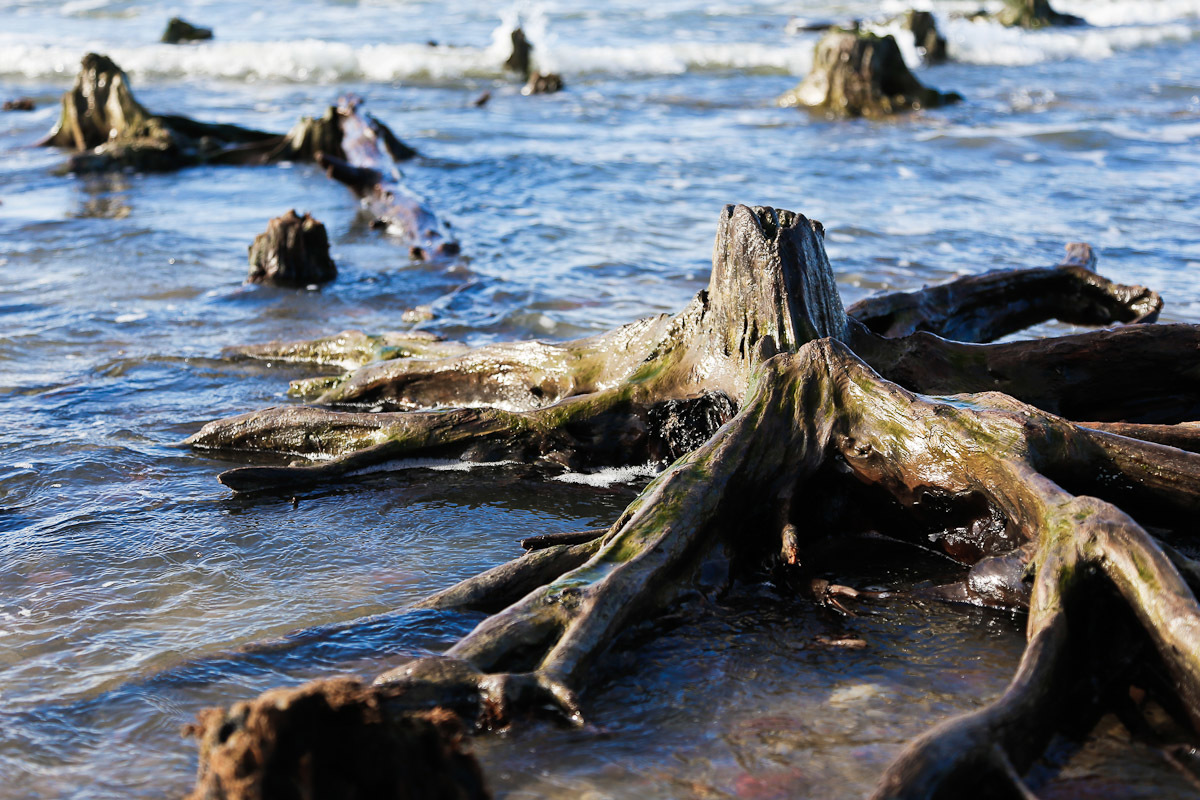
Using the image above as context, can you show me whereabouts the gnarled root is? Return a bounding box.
[186,206,1200,797]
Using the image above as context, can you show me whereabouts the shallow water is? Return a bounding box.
[2,0,1200,797]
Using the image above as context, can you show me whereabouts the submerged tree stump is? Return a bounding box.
[522,72,564,96]
[161,17,213,44]
[184,677,489,800]
[504,28,532,79]
[247,211,337,287]
[187,204,1200,797]
[780,29,961,117]
[40,55,458,259]
[996,0,1085,28]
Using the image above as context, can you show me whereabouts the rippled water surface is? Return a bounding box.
[2,0,1200,797]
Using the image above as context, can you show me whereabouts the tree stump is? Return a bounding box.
[161,17,213,44]
[904,10,947,64]
[186,203,1200,798]
[779,29,961,117]
[504,28,532,79]
[3,97,35,112]
[522,72,564,96]
[996,0,1085,28]
[184,677,489,800]
[247,211,337,287]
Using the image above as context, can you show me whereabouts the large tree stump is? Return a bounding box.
[779,30,961,117]
[187,206,1200,798]
[504,28,532,79]
[247,211,337,287]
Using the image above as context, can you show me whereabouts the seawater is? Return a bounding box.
[1,1,1199,797]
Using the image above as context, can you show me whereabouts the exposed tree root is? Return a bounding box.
[186,206,1200,797]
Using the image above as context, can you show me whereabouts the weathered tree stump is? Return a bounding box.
[522,72,564,96]
[184,677,489,800]
[188,205,1200,798]
[247,211,337,287]
[504,28,532,79]
[40,55,457,259]
[779,29,961,117]
[904,10,947,64]
[161,17,213,44]
[996,0,1085,29]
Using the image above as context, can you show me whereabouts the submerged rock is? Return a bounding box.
[522,72,564,96]
[247,211,337,287]
[995,0,1084,28]
[3,97,35,111]
[779,29,961,117]
[162,17,213,44]
[904,10,948,63]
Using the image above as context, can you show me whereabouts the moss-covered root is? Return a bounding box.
[872,486,1200,798]
[183,677,490,800]
[846,242,1161,342]
[779,29,961,117]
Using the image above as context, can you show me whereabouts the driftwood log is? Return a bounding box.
[780,29,961,117]
[186,204,1200,797]
[40,54,458,260]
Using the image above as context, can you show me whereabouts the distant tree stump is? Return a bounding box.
[904,10,947,64]
[247,211,337,287]
[522,72,564,96]
[504,28,533,79]
[2,97,35,112]
[996,0,1084,28]
[184,677,490,800]
[161,17,213,44]
[780,29,961,117]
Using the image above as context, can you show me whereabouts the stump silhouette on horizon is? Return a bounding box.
[997,0,1085,28]
[780,29,961,117]
[161,17,213,44]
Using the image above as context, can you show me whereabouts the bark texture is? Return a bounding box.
[779,30,961,116]
[247,211,337,287]
[184,678,489,800]
[187,205,1200,798]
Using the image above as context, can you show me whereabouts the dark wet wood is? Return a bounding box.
[247,210,337,287]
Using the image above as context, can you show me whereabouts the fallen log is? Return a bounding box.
[40,54,458,260]
[188,206,1200,797]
